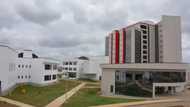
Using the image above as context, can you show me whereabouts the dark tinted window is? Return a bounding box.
[44,75,51,81]
[18,53,23,58]
[45,64,51,70]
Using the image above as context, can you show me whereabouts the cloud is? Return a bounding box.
[16,0,62,25]
[0,0,190,62]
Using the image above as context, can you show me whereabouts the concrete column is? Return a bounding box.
[132,73,136,81]
[152,84,155,98]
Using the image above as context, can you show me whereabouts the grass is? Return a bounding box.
[0,101,18,107]
[5,80,80,107]
[62,88,142,107]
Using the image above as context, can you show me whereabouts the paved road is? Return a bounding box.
[127,101,190,107]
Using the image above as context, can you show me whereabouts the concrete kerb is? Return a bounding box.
[91,99,182,107]
[46,82,86,107]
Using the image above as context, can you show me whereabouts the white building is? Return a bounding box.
[61,56,108,80]
[0,44,60,95]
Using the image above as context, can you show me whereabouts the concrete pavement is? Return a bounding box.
[0,97,35,107]
[46,82,86,107]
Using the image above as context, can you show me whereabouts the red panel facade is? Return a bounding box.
[115,30,119,64]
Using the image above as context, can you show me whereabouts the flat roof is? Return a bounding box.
[101,63,188,71]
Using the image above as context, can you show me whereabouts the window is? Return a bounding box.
[29,75,31,79]
[52,75,56,80]
[65,67,68,70]
[73,62,77,65]
[44,75,51,81]
[29,65,31,68]
[25,65,28,68]
[140,25,147,29]
[73,68,77,71]
[25,75,27,79]
[18,65,21,68]
[143,35,147,39]
[32,53,38,58]
[143,61,147,63]
[18,53,23,58]
[143,55,147,59]
[68,72,77,78]
[69,68,72,70]
[53,64,57,70]
[22,65,24,68]
[110,85,114,93]
[143,40,147,44]
[21,76,23,79]
[65,62,68,65]
[69,62,72,65]
[45,64,51,70]
[142,30,147,34]
[143,50,147,54]
[143,45,147,49]
[18,76,20,79]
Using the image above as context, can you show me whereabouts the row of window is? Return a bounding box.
[63,67,77,71]
[44,64,57,70]
[18,53,38,58]
[18,64,32,69]
[63,61,77,65]
[18,75,31,79]
[44,75,57,81]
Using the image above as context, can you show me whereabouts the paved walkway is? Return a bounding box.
[46,82,86,107]
[0,97,35,107]
[92,99,182,107]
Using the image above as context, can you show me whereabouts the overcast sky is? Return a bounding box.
[0,0,190,62]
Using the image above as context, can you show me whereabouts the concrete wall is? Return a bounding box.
[101,68,115,96]
[160,15,182,63]
[0,46,17,93]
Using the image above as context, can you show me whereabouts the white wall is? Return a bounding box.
[0,46,17,93]
[62,56,109,80]
[161,15,182,63]
[0,45,60,94]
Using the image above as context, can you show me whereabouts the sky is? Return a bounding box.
[0,0,190,62]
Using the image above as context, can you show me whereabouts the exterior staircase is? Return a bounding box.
[135,81,152,93]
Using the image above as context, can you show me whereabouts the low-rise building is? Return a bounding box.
[61,56,108,80]
[0,44,60,95]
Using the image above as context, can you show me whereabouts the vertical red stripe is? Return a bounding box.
[122,29,125,63]
[115,31,119,64]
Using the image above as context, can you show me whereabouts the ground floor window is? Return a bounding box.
[115,70,186,97]
[68,72,77,78]
[52,75,57,80]
[44,75,51,81]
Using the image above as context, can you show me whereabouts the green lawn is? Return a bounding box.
[5,80,80,107]
[62,88,142,107]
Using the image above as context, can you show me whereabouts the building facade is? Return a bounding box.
[106,16,182,64]
[0,44,59,95]
[61,56,108,80]
[102,15,189,98]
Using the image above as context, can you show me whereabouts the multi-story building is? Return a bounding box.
[101,15,189,98]
[61,56,108,80]
[0,44,60,95]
